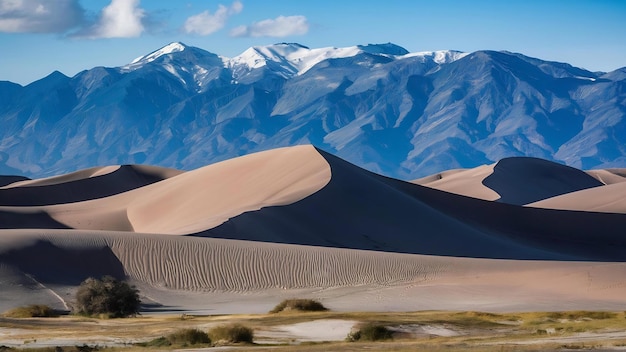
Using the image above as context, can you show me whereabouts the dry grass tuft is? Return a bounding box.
[270,299,328,313]
[208,323,254,344]
[2,305,59,318]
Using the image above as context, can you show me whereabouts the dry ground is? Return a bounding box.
[3,310,626,351]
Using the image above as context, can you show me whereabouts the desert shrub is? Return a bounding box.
[347,323,393,342]
[166,328,211,346]
[141,336,171,347]
[3,304,58,318]
[209,323,254,344]
[74,276,140,318]
[270,299,328,313]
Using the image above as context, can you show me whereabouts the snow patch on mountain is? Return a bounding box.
[225,43,456,80]
[131,42,187,65]
[227,43,365,79]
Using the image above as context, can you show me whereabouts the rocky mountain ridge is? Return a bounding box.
[1,42,624,178]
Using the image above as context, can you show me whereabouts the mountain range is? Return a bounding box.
[1,42,625,178]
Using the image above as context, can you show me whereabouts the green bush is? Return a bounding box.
[166,328,211,346]
[347,323,393,342]
[2,304,58,318]
[270,299,328,313]
[209,323,254,344]
[74,276,140,318]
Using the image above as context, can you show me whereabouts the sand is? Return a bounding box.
[528,181,626,213]
[412,164,500,201]
[586,168,626,185]
[2,229,626,315]
[0,145,330,234]
[415,159,626,214]
[256,319,358,343]
[1,145,625,317]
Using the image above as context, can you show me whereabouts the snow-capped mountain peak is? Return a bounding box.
[402,50,468,64]
[227,42,412,79]
[130,42,187,65]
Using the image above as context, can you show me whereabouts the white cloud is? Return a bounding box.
[230,15,308,38]
[0,0,84,33]
[74,0,145,39]
[183,0,242,36]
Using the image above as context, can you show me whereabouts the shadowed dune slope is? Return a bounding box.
[0,165,183,206]
[204,149,626,261]
[482,157,604,205]
[1,166,120,189]
[0,175,29,187]
[0,237,125,285]
[0,209,70,229]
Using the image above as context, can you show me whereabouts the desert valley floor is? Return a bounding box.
[1,145,626,318]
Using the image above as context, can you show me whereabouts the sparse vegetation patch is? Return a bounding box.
[209,323,254,344]
[270,299,328,313]
[546,311,617,320]
[346,322,393,342]
[165,328,211,346]
[2,304,58,318]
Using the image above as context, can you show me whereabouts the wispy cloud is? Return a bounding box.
[183,0,242,36]
[230,15,309,38]
[0,0,84,33]
[72,0,146,39]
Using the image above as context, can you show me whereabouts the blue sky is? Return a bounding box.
[1,0,625,85]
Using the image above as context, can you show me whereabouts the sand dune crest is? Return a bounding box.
[126,145,331,234]
[412,164,499,200]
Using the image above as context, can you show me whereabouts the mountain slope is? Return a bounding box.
[1,42,624,179]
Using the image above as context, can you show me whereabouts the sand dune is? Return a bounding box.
[0,165,183,206]
[414,161,626,214]
[586,168,626,185]
[0,145,330,233]
[0,175,29,187]
[0,146,625,314]
[206,149,626,261]
[529,181,626,213]
[412,164,499,201]
[126,145,331,234]
[1,166,122,189]
[482,157,604,205]
[2,229,626,314]
[0,146,624,260]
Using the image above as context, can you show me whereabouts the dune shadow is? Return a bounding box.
[0,165,168,206]
[0,239,125,285]
[482,157,604,205]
